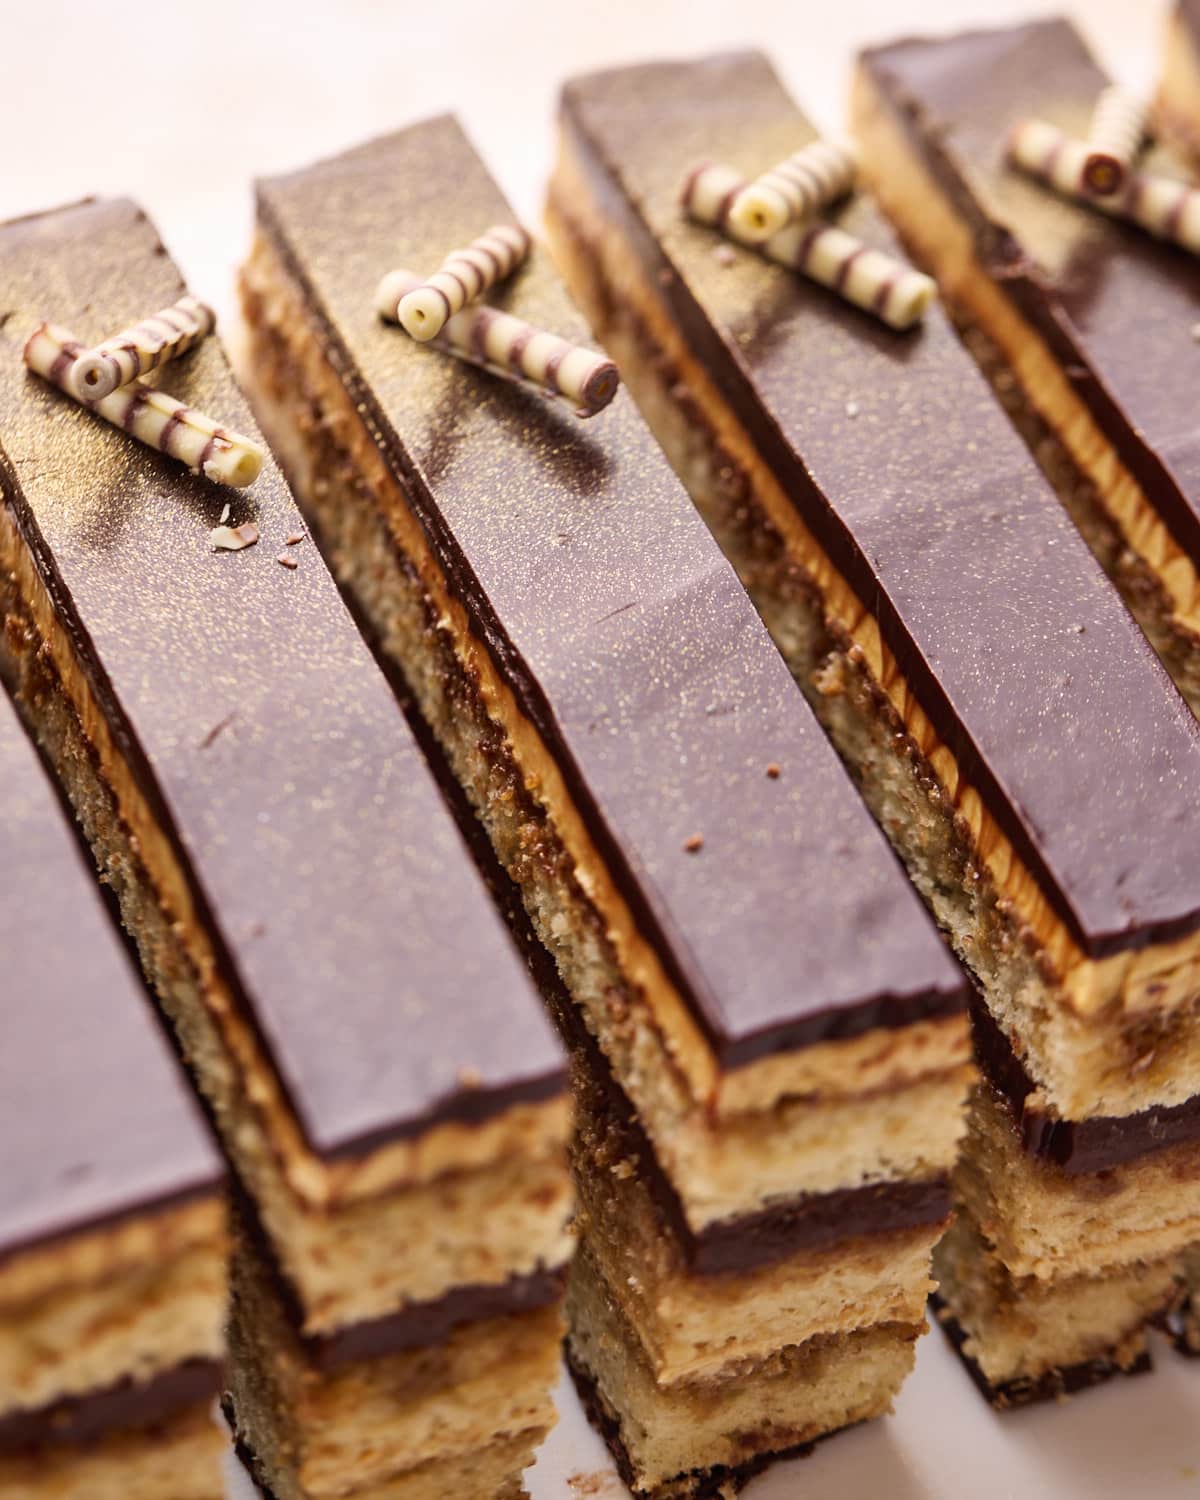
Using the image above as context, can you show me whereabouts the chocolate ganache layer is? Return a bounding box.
[559,50,1200,961]
[968,992,1200,1174]
[0,1359,221,1455]
[860,19,1200,615]
[0,686,220,1260]
[0,198,565,1163]
[254,116,964,1069]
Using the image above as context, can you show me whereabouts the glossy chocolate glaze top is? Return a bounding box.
[0,199,565,1160]
[561,50,1200,957]
[862,19,1200,582]
[0,688,220,1259]
[256,117,964,1068]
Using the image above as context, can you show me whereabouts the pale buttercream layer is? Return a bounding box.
[0,1197,224,1421]
[567,1243,920,1498]
[226,1204,561,1500]
[0,1398,222,1500]
[933,1212,1184,1390]
[955,1084,1200,1281]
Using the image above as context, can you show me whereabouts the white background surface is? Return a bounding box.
[4,0,1195,1494]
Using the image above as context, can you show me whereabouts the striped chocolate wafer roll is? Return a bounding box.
[378,269,619,416]
[25,322,264,487]
[65,294,215,402]
[386,224,531,342]
[728,138,858,241]
[1009,118,1200,253]
[1083,86,1150,195]
[681,161,935,329]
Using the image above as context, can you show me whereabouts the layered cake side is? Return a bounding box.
[0,198,572,1500]
[1159,0,1200,157]
[854,17,1200,716]
[0,687,226,1499]
[548,49,1200,1405]
[241,117,972,1497]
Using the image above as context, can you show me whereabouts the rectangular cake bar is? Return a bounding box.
[1160,0,1200,157]
[0,686,226,1499]
[0,198,572,1500]
[242,116,971,1496]
[855,17,1200,717]
[1154,3,1200,1366]
[549,48,1200,1405]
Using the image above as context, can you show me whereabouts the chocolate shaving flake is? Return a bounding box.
[766,763,781,778]
[285,531,304,546]
[209,522,260,552]
[276,551,298,569]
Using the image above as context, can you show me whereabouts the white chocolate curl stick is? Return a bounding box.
[24,323,263,488]
[377,270,619,417]
[1009,119,1200,256]
[1083,87,1150,196]
[387,225,532,342]
[65,295,215,402]
[680,161,935,330]
[727,139,858,242]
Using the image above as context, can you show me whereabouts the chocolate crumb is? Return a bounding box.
[276,552,299,570]
[766,763,781,778]
[683,833,704,853]
[198,712,236,750]
[285,531,304,546]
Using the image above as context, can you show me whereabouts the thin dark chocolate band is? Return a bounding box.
[969,989,1200,1173]
[302,1268,567,1370]
[929,1293,1153,1410]
[232,1175,563,1372]
[0,1357,221,1455]
[558,57,1200,960]
[558,962,951,1274]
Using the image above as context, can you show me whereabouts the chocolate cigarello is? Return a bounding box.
[682,162,935,329]
[380,270,619,415]
[1009,119,1200,255]
[1083,86,1149,195]
[24,322,264,487]
[392,223,532,341]
[65,294,215,402]
[728,139,858,242]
